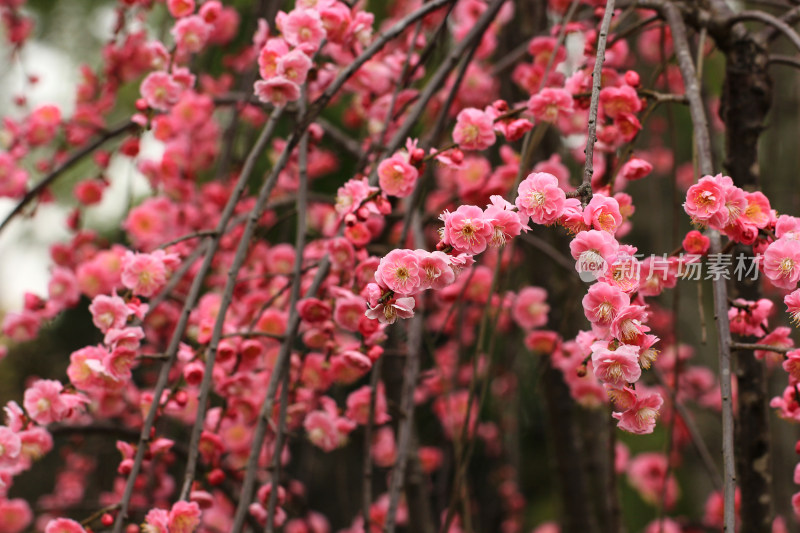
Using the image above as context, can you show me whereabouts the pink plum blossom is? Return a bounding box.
[515,172,566,226]
[375,249,421,295]
[591,344,642,386]
[254,77,301,107]
[527,88,574,123]
[511,287,549,330]
[276,9,326,53]
[440,205,493,255]
[763,238,800,290]
[0,426,21,467]
[378,154,418,198]
[452,108,496,151]
[613,390,663,434]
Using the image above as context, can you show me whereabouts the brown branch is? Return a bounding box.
[264,368,291,533]
[652,368,724,491]
[361,355,384,530]
[581,0,616,207]
[730,341,792,354]
[176,106,287,503]
[385,312,424,533]
[368,0,508,187]
[658,3,734,531]
[729,10,800,53]
[768,53,800,68]
[0,120,137,235]
[111,106,285,533]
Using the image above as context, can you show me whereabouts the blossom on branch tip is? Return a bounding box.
[452,108,496,151]
[440,205,493,255]
[591,343,642,387]
[515,172,565,226]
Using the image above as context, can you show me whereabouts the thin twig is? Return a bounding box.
[581,0,616,207]
[264,367,292,533]
[230,257,330,532]
[111,107,284,533]
[658,2,733,531]
[385,218,426,533]
[361,355,384,529]
[178,106,286,501]
[0,120,137,234]
[368,0,509,187]
[730,341,793,354]
[652,368,724,491]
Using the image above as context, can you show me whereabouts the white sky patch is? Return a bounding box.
[0,40,78,119]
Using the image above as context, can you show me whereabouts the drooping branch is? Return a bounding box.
[178,105,287,501]
[229,256,330,533]
[384,311,424,533]
[368,0,509,186]
[112,107,285,533]
[659,3,736,532]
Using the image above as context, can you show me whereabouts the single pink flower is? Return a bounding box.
[441,205,493,255]
[168,501,202,533]
[88,293,131,333]
[785,289,800,326]
[23,379,69,425]
[372,426,397,468]
[763,238,800,290]
[171,15,211,53]
[613,390,663,434]
[783,349,800,381]
[484,195,529,247]
[378,154,418,198]
[258,38,290,79]
[610,305,651,345]
[0,426,21,467]
[276,8,326,53]
[254,77,301,107]
[304,410,340,452]
[619,157,652,181]
[582,282,630,328]
[684,174,726,223]
[452,108,496,151]
[709,182,747,229]
[754,326,794,365]
[570,229,619,278]
[365,295,415,325]
[511,287,550,330]
[144,508,170,533]
[515,172,566,226]
[121,251,168,298]
[740,191,771,229]
[375,249,421,295]
[682,230,710,255]
[415,250,455,291]
[527,88,574,123]
[277,48,313,85]
[167,0,195,18]
[591,344,642,386]
[346,384,390,425]
[599,85,642,119]
[583,194,623,233]
[140,72,182,111]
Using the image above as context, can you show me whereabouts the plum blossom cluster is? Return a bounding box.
[2,0,798,532]
[255,1,374,107]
